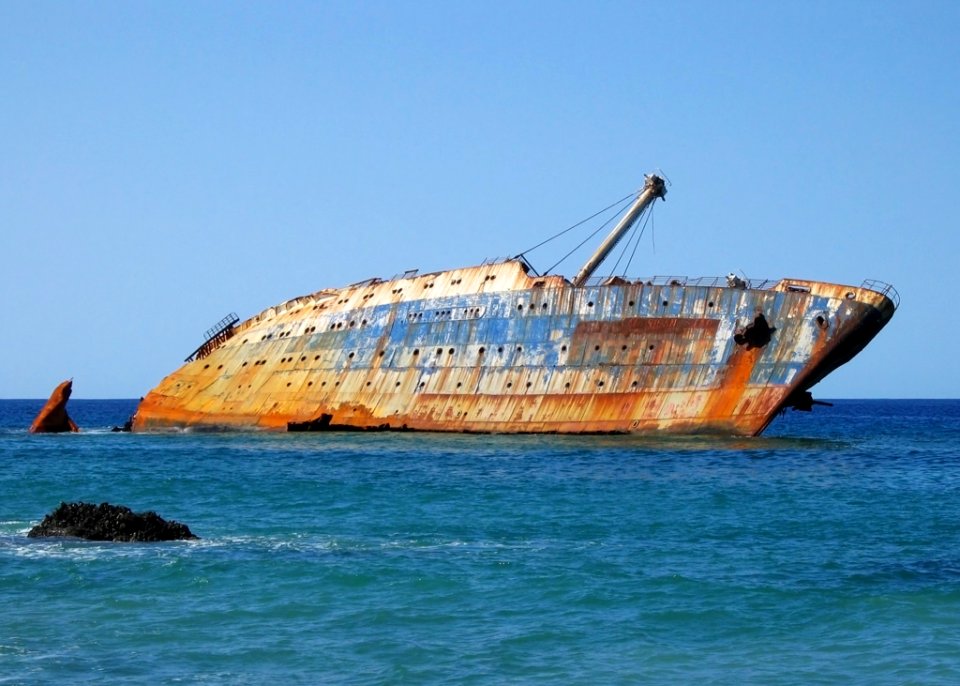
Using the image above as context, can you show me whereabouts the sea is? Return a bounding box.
[2,399,959,684]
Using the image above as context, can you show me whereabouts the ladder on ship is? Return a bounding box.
[185,313,240,362]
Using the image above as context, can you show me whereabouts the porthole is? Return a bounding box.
[628,301,635,307]
[594,345,600,351]
[478,347,486,354]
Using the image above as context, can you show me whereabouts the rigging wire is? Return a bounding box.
[606,205,645,277]
[514,191,636,260]
[649,204,656,255]
[622,204,655,276]
[606,202,653,279]
[541,207,624,276]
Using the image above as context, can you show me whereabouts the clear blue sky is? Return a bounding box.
[2,1,957,398]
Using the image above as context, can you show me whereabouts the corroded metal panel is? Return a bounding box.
[132,260,897,436]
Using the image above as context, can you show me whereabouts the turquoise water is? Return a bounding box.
[2,400,960,684]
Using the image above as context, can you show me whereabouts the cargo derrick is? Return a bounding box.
[132,175,897,435]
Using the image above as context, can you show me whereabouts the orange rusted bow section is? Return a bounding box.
[29,379,80,433]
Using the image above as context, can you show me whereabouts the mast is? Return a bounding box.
[571,173,666,287]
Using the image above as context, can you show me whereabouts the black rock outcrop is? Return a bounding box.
[28,502,198,542]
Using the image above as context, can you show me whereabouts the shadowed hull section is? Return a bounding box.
[132,261,897,436]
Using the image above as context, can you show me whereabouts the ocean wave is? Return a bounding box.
[1,538,202,561]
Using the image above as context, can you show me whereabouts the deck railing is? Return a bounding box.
[580,274,780,290]
[861,279,901,308]
[185,313,240,362]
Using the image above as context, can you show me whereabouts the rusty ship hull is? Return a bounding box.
[131,259,897,436]
[132,175,897,435]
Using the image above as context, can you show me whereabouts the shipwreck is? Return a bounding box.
[132,174,897,435]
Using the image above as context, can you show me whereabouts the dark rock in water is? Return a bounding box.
[111,417,133,432]
[28,502,199,542]
[29,379,79,433]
